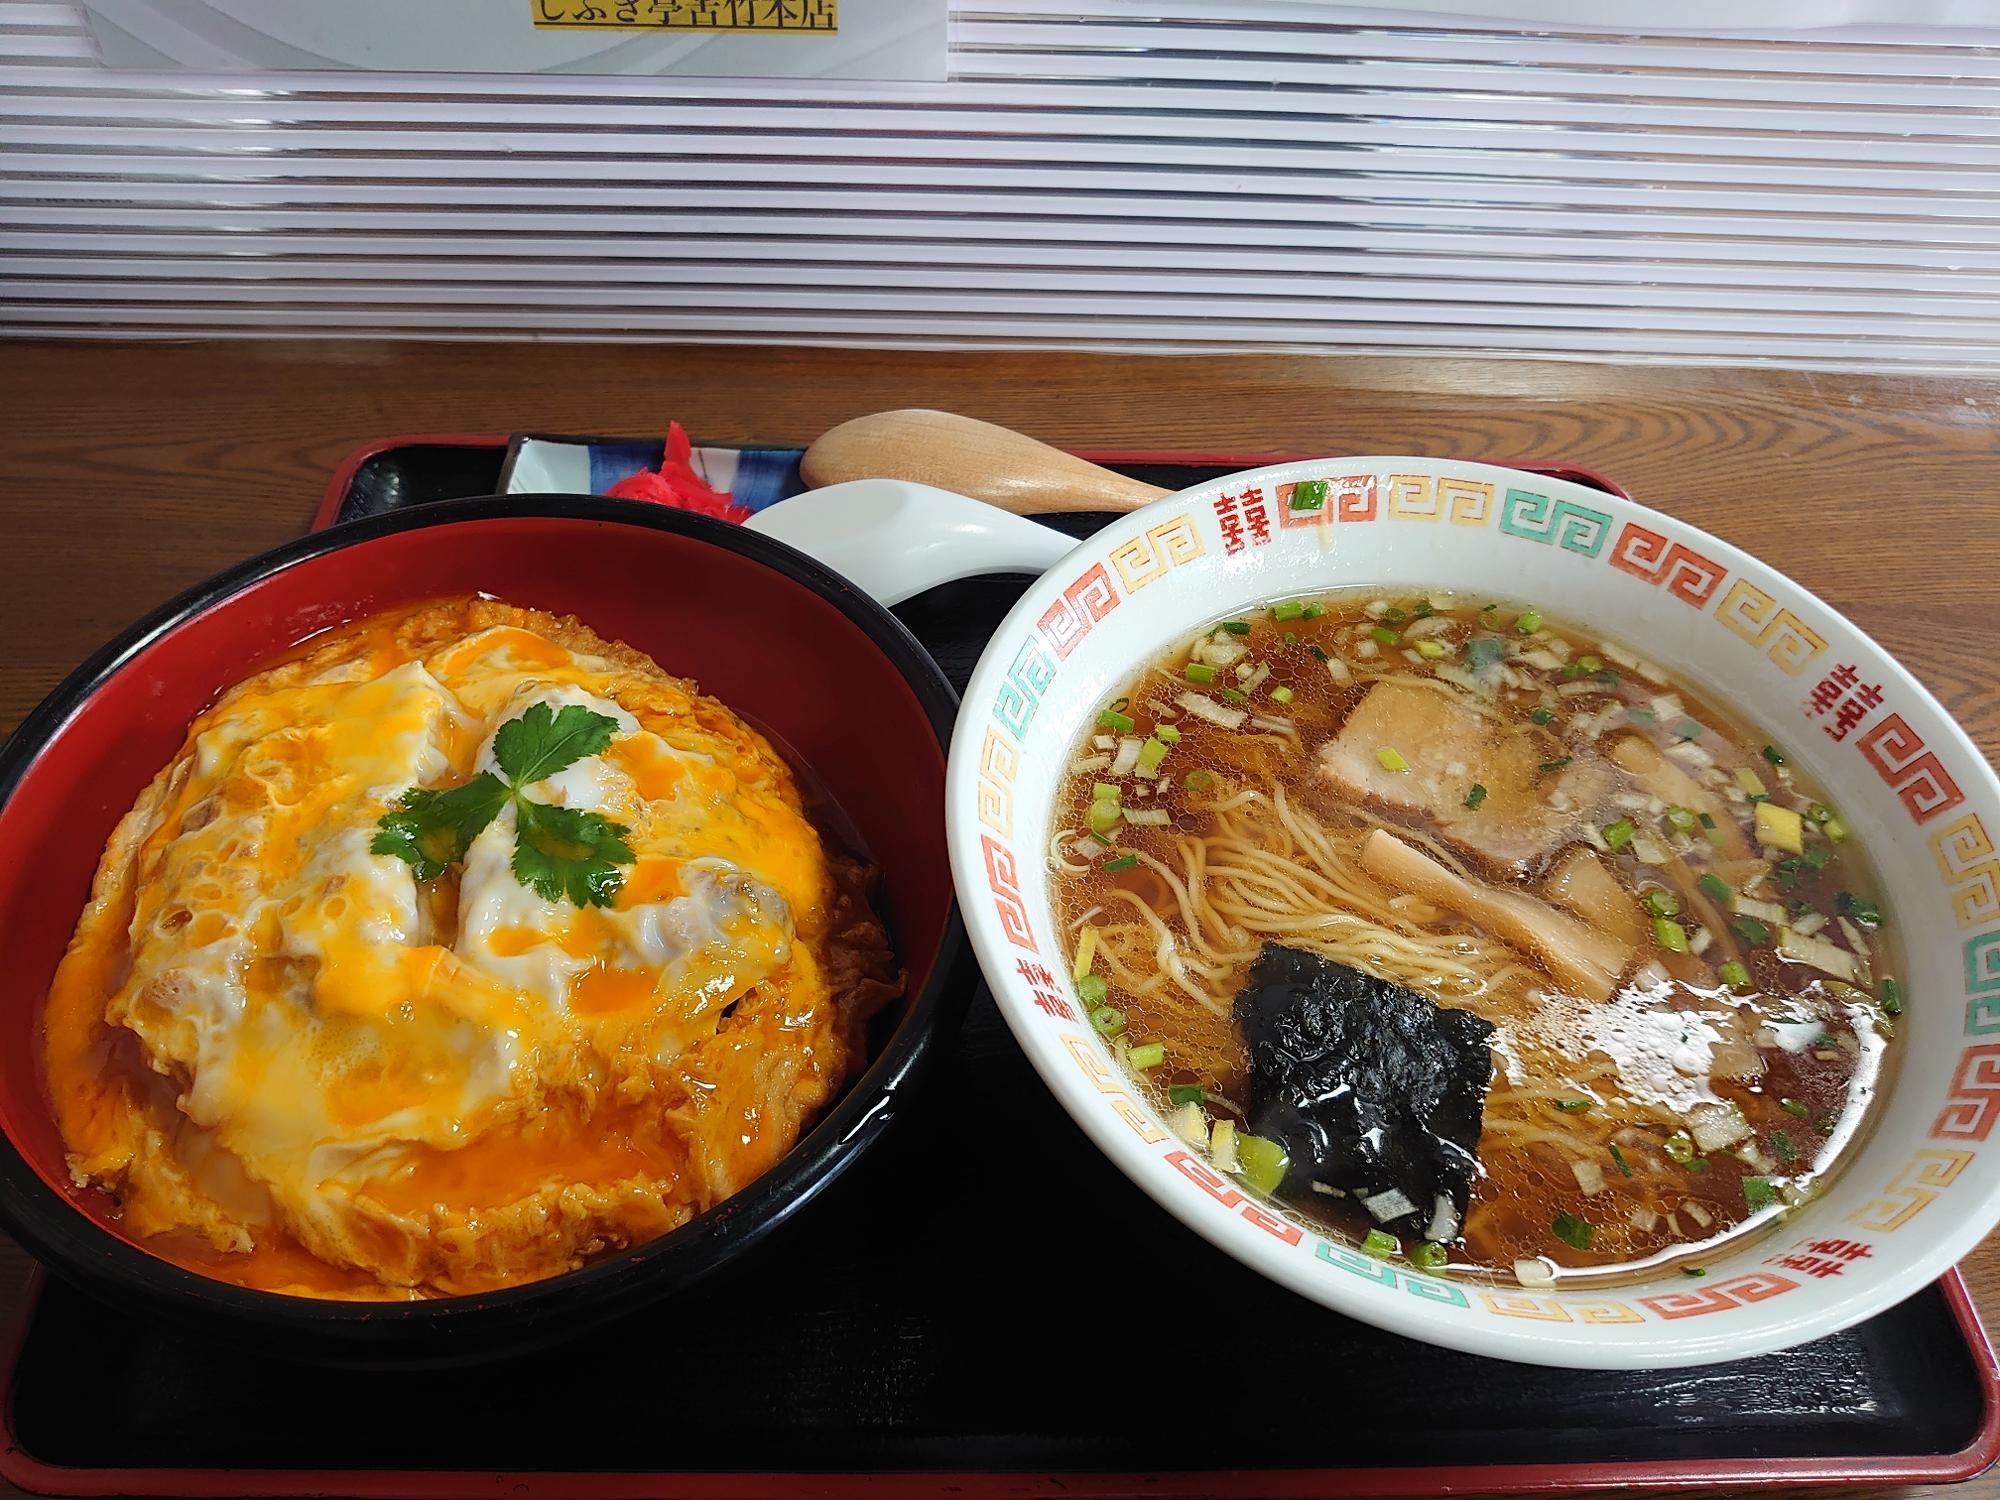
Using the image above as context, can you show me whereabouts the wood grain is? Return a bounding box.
[1,339,1997,1499]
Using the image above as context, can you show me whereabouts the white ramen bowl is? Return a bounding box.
[944,456,2000,1369]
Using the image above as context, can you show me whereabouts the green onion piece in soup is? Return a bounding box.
[1551,1212,1595,1251]
[1237,1134,1288,1196]
[1361,1229,1398,1260]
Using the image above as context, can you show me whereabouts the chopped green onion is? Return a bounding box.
[1561,662,1589,681]
[1127,1042,1165,1071]
[1683,1267,1707,1278]
[1802,844,1831,871]
[1096,708,1135,733]
[1673,718,1705,741]
[1556,1098,1594,1113]
[1154,724,1181,744]
[1384,607,1407,625]
[1824,815,1849,842]
[1076,973,1108,1007]
[1515,610,1543,635]
[1718,960,1752,993]
[1746,793,1770,805]
[1806,802,1834,826]
[1270,685,1295,705]
[1642,889,1681,919]
[1464,784,1488,811]
[1221,687,1247,705]
[1466,638,1504,671]
[1370,625,1400,647]
[1092,781,1120,802]
[1664,1133,1697,1167]
[1221,620,1252,636]
[1310,644,1330,662]
[1168,1084,1205,1107]
[1479,603,1501,626]
[1762,744,1786,766]
[1878,977,1905,1016]
[1087,799,1122,836]
[1273,600,1307,622]
[1414,639,1448,660]
[1360,1229,1399,1260]
[1769,1129,1799,1164]
[1730,916,1773,946]
[1665,805,1698,833]
[1836,891,1883,928]
[1628,708,1657,723]
[1697,811,1717,829]
[1697,872,1734,905]
[1597,667,1621,684]
[1185,662,1216,685]
[1376,747,1410,773]
[1531,707,1556,726]
[1089,1004,1125,1037]
[1577,655,1602,672]
[1779,1098,1810,1120]
[1539,756,1573,774]
[1103,854,1138,873]
[1184,770,1215,793]
[1087,830,1114,848]
[1608,1143,1633,1178]
[1283,631,1297,647]
[1412,601,1434,620]
[1136,737,1172,775]
[1290,480,1328,512]
[1237,1134,1288,1195]
[1410,1241,1449,1271]
[1652,917,1690,953]
[1743,1176,1779,1213]
[1551,1211,1595,1250]
[1601,818,1635,851]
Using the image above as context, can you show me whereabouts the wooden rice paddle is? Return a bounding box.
[800,408,1170,515]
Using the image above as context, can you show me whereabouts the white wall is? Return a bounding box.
[5,1,1999,370]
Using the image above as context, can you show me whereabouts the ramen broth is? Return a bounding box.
[1052,591,1899,1285]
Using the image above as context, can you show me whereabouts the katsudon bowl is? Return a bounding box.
[0,496,964,1362]
[947,456,2000,1369]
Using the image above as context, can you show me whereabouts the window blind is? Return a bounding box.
[4,1,1997,369]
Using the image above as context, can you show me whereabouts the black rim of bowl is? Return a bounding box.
[0,494,967,1342]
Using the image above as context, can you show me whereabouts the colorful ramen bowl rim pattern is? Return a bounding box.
[945,456,2000,1370]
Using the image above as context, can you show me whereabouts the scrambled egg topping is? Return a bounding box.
[43,598,898,1298]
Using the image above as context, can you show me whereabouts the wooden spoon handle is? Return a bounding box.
[801,409,1170,515]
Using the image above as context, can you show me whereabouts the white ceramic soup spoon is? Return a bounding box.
[743,478,1077,607]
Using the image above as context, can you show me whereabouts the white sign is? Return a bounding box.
[81,0,947,81]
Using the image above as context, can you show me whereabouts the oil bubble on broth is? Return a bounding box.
[1051,590,1899,1287]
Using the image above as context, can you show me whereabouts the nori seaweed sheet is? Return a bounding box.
[1233,943,1496,1240]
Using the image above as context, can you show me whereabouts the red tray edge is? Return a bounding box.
[306,433,1634,535]
[11,436,1984,1499]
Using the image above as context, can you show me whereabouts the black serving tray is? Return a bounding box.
[3,438,1992,1499]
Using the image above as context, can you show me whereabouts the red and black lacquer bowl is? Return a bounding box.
[0,496,965,1362]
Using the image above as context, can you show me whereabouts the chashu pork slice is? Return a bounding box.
[1316,680,1612,879]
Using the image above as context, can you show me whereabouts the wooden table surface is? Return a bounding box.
[1,339,1997,1499]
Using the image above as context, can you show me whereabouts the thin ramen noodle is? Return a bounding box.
[1051,591,1898,1285]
